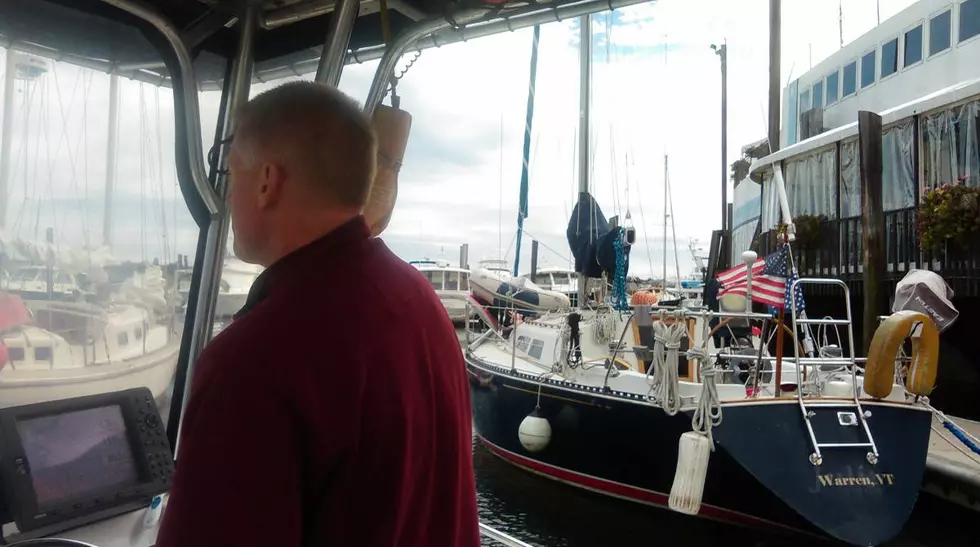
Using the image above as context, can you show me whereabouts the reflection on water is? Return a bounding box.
[472,431,975,547]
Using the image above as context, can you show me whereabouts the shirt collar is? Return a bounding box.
[233,216,370,321]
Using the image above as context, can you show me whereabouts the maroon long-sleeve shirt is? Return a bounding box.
[157,217,479,547]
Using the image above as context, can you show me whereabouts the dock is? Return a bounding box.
[923,414,980,512]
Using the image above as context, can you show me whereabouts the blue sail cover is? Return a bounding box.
[566,192,630,279]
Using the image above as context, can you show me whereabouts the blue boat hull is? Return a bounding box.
[466,354,932,546]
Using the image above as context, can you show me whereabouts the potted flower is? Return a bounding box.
[916,176,980,255]
[791,214,828,252]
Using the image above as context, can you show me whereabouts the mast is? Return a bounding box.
[512,25,540,277]
[0,48,17,230]
[576,14,592,308]
[103,73,120,248]
[662,154,667,288]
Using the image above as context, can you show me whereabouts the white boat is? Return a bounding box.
[0,267,180,408]
[408,258,474,324]
[176,256,262,319]
[469,266,570,313]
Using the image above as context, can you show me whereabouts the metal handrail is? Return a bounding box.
[479,522,535,547]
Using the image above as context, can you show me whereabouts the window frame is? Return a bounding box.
[879,36,900,81]
[841,60,858,99]
[958,0,980,46]
[825,69,840,106]
[812,79,824,109]
[799,88,811,113]
[902,21,925,70]
[859,48,877,90]
[928,7,953,58]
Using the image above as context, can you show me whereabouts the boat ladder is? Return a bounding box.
[788,278,880,467]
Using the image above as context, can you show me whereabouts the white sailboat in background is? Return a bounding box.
[0,51,180,407]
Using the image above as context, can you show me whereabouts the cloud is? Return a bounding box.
[0,0,908,280]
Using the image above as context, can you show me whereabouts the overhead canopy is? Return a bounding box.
[0,0,652,89]
[2,0,422,82]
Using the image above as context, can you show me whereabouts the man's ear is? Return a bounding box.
[257,162,284,210]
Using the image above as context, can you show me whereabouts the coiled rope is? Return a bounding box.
[649,313,686,416]
[687,345,721,447]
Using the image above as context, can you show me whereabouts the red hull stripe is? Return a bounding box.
[479,436,807,535]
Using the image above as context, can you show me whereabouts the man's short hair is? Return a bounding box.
[234,81,377,208]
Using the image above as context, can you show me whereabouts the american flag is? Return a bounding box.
[717,245,806,312]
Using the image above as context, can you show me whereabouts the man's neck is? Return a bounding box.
[261,212,360,267]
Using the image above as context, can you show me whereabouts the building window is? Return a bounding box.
[881,38,898,77]
[860,50,876,88]
[826,71,839,104]
[904,25,923,66]
[812,81,824,108]
[930,10,951,55]
[799,89,811,112]
[842,61,857,97]
[961,0,980,43]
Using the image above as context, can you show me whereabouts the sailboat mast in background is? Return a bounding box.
[576,13,592,308]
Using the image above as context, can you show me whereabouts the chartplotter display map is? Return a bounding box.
[16,405,139,507]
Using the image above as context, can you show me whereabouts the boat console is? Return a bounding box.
[0,388,172,546]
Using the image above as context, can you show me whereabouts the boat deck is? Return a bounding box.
[924,414,980,512]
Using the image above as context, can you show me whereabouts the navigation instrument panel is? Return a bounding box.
[0,387,173,541]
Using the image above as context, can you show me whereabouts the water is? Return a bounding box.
[472,433,975,546]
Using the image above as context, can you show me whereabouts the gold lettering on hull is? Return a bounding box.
[817,474,895,487]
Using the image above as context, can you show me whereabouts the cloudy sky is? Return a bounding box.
[0,0,914,279]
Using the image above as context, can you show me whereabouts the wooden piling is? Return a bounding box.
[858,111,887,354]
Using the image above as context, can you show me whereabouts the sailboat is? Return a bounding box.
[0,54,180,407]
[466,14,938,547]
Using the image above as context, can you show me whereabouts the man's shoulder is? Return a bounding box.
[192,315,278,388]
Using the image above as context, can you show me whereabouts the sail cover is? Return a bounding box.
[566,192,630,279]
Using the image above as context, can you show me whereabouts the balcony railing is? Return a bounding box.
[758,207,979,292]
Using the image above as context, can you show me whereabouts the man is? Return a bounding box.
[157,82,480,547]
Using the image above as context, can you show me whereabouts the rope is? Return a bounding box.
[611,227,629,311]
[649,314,686,416]
[689,345,721,447]
[922,398,980,456]
[592,309,617,345]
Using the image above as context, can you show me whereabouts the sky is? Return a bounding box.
[0,0,916,279]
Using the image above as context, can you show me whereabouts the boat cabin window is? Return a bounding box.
[527,339,545,360]
[905,25,924,66]
[930,9,952,55]
[0,32,194,453]
[881,38,898,78]
[532,273,552,287]
[444,271,460,291]
[459,272,469,291]
[961,0,980,43]
[422,270,445,290]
